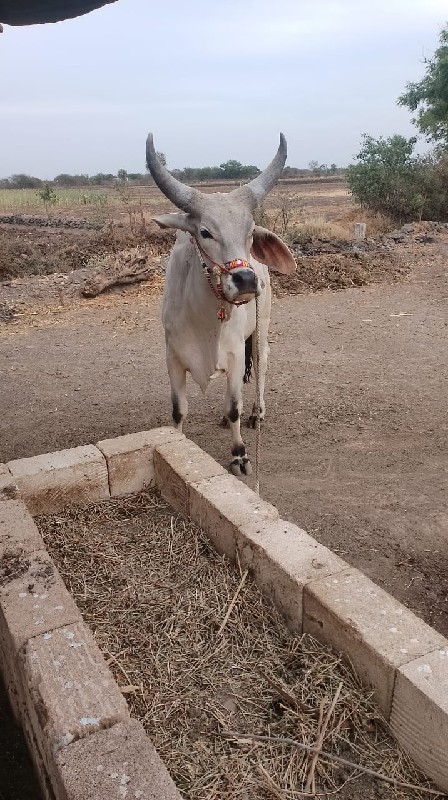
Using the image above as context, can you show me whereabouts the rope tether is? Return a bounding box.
[254,295,261,495]
[192,233,262,491]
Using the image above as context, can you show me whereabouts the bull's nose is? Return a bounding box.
[231,268,258,294]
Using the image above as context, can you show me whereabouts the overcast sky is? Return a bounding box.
[1,0,446,178]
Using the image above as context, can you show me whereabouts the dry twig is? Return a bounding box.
[221,731,444,796]
[217,568,248,635]
[304,681,343,792]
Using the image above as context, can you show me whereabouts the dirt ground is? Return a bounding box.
[0,217,447,640]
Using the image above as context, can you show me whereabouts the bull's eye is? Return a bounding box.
[200,228,213,239]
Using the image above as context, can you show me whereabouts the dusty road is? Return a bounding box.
[0,234,447,635]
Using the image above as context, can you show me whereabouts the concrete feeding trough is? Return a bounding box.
[1,427,447,798]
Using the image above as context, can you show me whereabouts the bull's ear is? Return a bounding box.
[251,226,296,274]
[152,213,196,233]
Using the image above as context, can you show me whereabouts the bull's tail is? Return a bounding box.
[243,335,253,384]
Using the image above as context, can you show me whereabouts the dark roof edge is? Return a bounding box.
[0,1,117,25]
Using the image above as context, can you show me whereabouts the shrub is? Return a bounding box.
[347,134,448,222]
[418,152,448,220]
[36,183,58,216]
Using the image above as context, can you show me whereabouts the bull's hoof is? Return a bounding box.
[230,456,252,477]
[242,456,253,476]
[220,415,230,429]
[247,406,265,428]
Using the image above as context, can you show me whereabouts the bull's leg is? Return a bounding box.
[166,349,188,432]
[224,354,252,477]
[248,326,269,428]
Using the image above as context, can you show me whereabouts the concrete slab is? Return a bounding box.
[7,446,110,515]
[237,519,347,633]
[0,463,20,501]
[54,719,182,800]
[0,499,44,560]
[304,567,447,718]
[390,647,448,792]
[0,500,46,720]
[0,547,81,720]
[97,427,185,498]
[0,549,81,654]
[154,438,227,516]
[188,474,279,560]
[21,623,130,763]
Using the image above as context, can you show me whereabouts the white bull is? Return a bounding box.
[146,134,296,475]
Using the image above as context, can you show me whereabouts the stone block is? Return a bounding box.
[7,445,110,515]
[21,623,130,773]
[0,463,20,501]
[0,548,81,719]
[54,719,182,800]
[0,549,81,653]
[189,474,279,560]
[97,427,184,498]
[237,519,346,633]
[303,567,447,718]
[154,439,227,516]
[0,499,44,560]
[390,647,448,793]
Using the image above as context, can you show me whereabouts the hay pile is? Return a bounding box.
[38,492,438,799]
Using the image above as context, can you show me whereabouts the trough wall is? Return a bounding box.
[0,427,447,796]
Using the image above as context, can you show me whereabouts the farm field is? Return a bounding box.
[0,176,350,223]
[0,179,447,643]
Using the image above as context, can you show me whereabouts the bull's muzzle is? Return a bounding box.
[230,268,260,298]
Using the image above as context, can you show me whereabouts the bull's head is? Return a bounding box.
[146,134,296,303]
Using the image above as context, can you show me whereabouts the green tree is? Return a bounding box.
[53,173,74,186]
[53,173,89,187]
[117,168,128,182]
[89,173,115,185]
[9,173,42,189]
[167,160,260,183]
[219,160,260,179]
[219,159,244,179]
[398,25,448,149]
[347,134,426,220]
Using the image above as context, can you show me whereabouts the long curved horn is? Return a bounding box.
[234,133,287,208]
[146,134,199,213]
